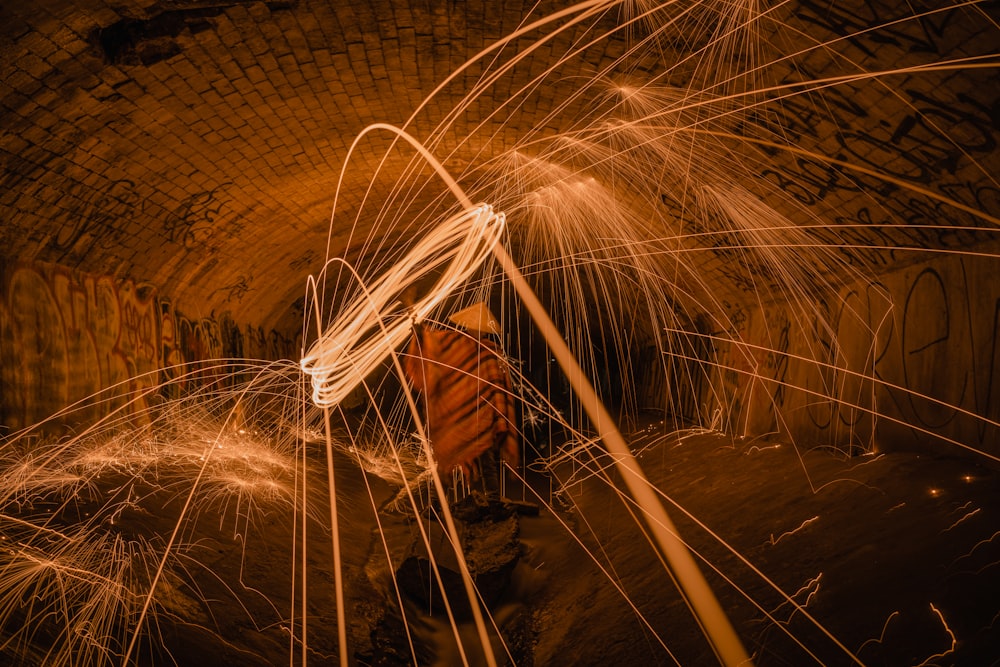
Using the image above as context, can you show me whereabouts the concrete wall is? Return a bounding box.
[0,261,294,434]
[697,248,1000,460]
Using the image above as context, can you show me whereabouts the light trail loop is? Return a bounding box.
[300,203,506,408]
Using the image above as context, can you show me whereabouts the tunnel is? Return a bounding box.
[2,0,999,665]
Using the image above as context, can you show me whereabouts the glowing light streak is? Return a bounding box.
[665,328,1000,449]
[769,516,820,546]
[971,559,1000,576]
[495,242,755,666]
[857,610,900,655]
[0,527,162,667]
[3,2,1000,664]
[301,204,506,409]
[659,340,1000,466]
[956,530,1000,563]
[504,464,681,665]
[0,514,78,544]
[551,446,856,664]
[337,417,421,666]
[382,331,495,667]
[943,508,981,533]
[304,205,501,666]
[915,604,957,667]
[745,442,783,454]
[312,104,755,662]
[696,127,1000,228]
[773,573,823,625]
[618,461,862,663]
[121,399,292,665]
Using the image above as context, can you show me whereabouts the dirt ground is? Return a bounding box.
[525,424,1000,666]
[5,418,1000,666]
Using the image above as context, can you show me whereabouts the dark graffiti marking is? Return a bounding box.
[289,250,318,272]
[802,299,837,431]
[213,274,254,303]
[51,179,143,255]
[978,296,1000,442]
[765,309,791,409]
[941,180,1000,220]
[759,86,999,206]
[653,247,1000,454]
[902,268,964,429]
[162,185,231,251]
[835,88,998,188]
[760,154,880,207]
[958,259,1000,444]
[795,0,967,58]
[750,82,1000,266]
[693,249,1000,455]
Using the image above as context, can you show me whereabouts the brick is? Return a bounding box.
[257,51,281,74]
[214,14,243,49]
[112,79,144,101]
[19,31,59,60]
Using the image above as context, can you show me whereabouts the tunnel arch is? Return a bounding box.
[2,1,1000,665]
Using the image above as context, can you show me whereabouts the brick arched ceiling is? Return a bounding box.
[2,0,998,337]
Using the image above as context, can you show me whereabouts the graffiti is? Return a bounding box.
[743,104,822,151]
[794,0,967,58]
[814,203,994,269]
[219,315,245,360]
[50,179,143,256]
[713,260,769,294]
[758,84,998,205]
[736,34,999,274]
[656,52,999,445]
[901,268,964,428]
[707,250,1000,457]
[836,130,942,187]
[212,274,254,303]
[941,180,1000,222]
[822,211,896,268]
[977,296,1000,442]
[831,288,878,439]
[0,262,290,432]
[891,261,1000,446]
[158,296,225,393]
[760,156,869,207]
[764,308,791,408]
[890,194,996,242]
[720,300,747,333]
[740,62,870,153]
[659,192,786,294]
[289,250,318,272]
[0,263,160,430]
[159,299,185,400]
[701,302,759,432]
[162,185,231,251]
[802,299,837,431]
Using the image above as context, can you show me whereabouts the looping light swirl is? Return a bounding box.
[300,204,506,408]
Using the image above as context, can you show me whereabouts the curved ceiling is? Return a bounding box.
[2,0,998,339]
